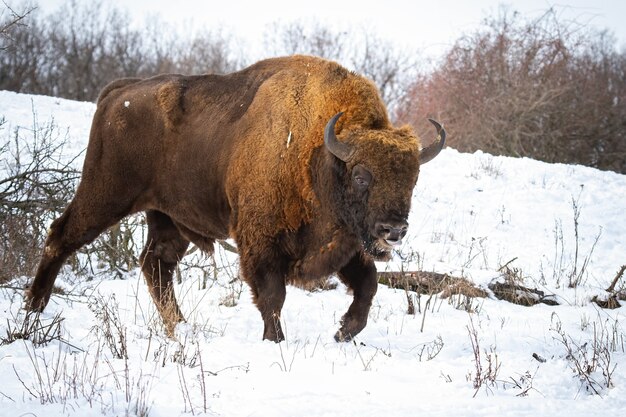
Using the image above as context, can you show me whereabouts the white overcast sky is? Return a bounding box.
[34,0,626,59]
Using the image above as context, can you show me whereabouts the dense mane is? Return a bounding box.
[226,55,392,234]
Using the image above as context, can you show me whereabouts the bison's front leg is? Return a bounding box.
[240,252,288,342]
[258,275,286,342]
[335,251,377,342]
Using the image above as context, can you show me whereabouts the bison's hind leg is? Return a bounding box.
[25,198,124,312]
[140,210,190,336]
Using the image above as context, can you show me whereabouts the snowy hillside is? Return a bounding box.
[1,89,625,417]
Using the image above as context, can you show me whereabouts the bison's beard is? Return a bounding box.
[358,208,396,261]
[362,234,393,261]
[329,169,392,261]
[338,213,391,261]
[337,201,392,261]
[340,207,391,261]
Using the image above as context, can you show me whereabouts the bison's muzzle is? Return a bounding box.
[375,220,409,247]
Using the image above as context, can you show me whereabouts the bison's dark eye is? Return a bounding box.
[352,165,372,191]
[355,177,368,187]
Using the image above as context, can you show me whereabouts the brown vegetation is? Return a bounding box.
[377,269,566,308]
[397,7,626,174]
[378,271,487,299]
[591,265,626,309]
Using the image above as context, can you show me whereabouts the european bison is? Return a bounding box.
[25,55,445,342]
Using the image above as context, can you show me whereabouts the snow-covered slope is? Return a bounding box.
[1,90,625,416]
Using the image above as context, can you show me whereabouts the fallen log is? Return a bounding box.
[488,281,559,306]
[377,271,488,299]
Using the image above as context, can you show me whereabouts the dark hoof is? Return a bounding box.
[23,290,48,312]
[263,334,285,343]
[334,329,354,342]
[262,317,285,342]
[334,313,367,342]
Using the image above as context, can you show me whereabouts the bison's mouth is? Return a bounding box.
[362,219,407,261]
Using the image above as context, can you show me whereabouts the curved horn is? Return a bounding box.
[419,119,446,165]
[324,112,354,162]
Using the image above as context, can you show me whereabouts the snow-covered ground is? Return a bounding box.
[1,90,625,416]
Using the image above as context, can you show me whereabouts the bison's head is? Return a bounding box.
[324,112,445,260]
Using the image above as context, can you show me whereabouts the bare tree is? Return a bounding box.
[167,28,243,75]
[0,0,34,50]
[1,1,244,101]
[45,1,137,101]
[398,7,626,173]
[264,20,347,60]
[264,20,421,112]
[2,2,418,110]
[349,31,421,114]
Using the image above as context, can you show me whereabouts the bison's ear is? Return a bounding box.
[324,112,354,162]
[419,119,446,165]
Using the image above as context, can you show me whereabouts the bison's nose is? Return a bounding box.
[375,221,408,246]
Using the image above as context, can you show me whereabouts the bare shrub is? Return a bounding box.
[464,318,537,397]
[399,6,626,173]
[0,110,148,284]
[545,189,602,289]
[0,111,80,282]
[88,294,128,360]
[551,313,622,395]
[350,32,420,114]
[413,335,444,361]
[140,17,242,77]
[10,324,155,413]
[567,190,601,288]
[264,20,347,63]
[506,369,539,397]
[76,216,144,278]
[466,315,501,397]
[1,310,63,346]
[173,28,241,76]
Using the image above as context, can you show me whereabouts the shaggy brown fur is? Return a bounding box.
[24,55,444,342]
